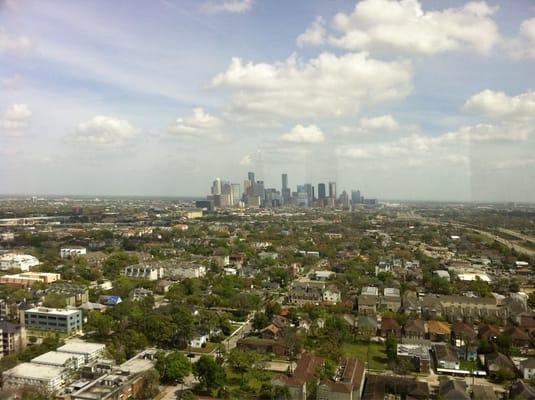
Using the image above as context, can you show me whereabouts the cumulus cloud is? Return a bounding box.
[168,108,226,141]
[507,17,535,59]
[296,17,326,47]
[68,116,139,147]
[212,52,412,121]
[298,0,499,55]
[0,29,33,54]
[359,115,400,131]
[0,104,32,136]
[281,124,325,144]
[201,0,253,14]
[463,89,535,121]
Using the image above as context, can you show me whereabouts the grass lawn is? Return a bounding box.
[229,323,243,334]
[460,360,478,371]
[188,342,218,353]
[225,368,275,398]
[342,342,388,370]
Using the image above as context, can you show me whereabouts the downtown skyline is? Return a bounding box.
[1,0,535,202]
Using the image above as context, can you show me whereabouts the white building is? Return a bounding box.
[57,340,106,364]
[323,285,341,303]
[60,246,87,258]
[2,362,66,392]
[315,270,335,281]
[122,264,165,281]
[32,351,86,370]
[0,253,39,271]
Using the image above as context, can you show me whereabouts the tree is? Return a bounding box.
[252,312,270,331]
[193,355,226,394]
[155,352,191,384]
[385,335,398,362]
[226,349,258,387]
[136,369,160,399]
[87,311,114,337]
[43,293,67,308]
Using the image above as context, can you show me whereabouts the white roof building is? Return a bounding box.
[60,246,87,258]
[2,362,66,392]
[32,351,86,369]
[57,340,106,363]
[0,253,39,271]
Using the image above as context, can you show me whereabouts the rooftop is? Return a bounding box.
[58,340,106,355]
[3,362,64,380]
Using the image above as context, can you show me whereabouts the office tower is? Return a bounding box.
[351,190,361,204]
[221,182,232,206]
[304,183,314,203]
[340,190,350,209]
[318,183,326,199]
[243,180,252,197]
[252,180,265,199]
[328,181,337,199]
[211,178,221,195]
[282,173,288,191]
[231,183,241,206]
[248,172,255,183]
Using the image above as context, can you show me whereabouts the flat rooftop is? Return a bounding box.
[26,307,80,316]
[3,362,64,380]
[58,340,106,355]
[32,351,82,366]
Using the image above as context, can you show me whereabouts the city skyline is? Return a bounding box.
[1,0,534,202]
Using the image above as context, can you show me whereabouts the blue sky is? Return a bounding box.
[1,0,534,201]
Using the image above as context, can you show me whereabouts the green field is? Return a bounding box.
[342,342,388,370]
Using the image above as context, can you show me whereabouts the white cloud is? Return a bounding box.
[212,52,412,121]
[239,154,252,166]
[463,89,535,121]
[0,29,33,54]
[508,17,535,59]
[69,116,139,147]
[299,0,499,55]
[0,104,32,136]
[297,17,326,47]
[168,108,226,141]
[281,124,325,144]
[201,0,253,14]
[359,115,400,131]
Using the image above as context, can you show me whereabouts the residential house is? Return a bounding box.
[471,385,498,400]
[404,319,426,339]
[427,320,451,342]
[520,358,535,380]
[438,379,469,400]
[484,352,517,380]
[261,324,280,340]
[380,318,401,338]
[317,358,365,400]
[510,380,535,400]
[433,343,459,370]
[362,375,429,400]
[379,288,401,312]
[357,316,377,337]
[504,326,531,348]
[478,324,500,341]
[272,352,323,400]
[396,344,430,373]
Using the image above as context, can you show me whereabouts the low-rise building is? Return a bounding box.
[397,344,430,373]
[0,321,27,356]
[32,350,85,370]
[60,246,87,258]
[122,264,164,281]
[0,253,39,271]
[2,362,66,392]
[45,282,89,306]
[0,272,61,288]
[57,340,107,363]
[24,307,83,334]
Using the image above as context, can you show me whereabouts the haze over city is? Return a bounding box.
[1,0,535,202]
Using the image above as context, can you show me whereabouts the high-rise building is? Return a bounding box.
[282,173,288,191]
[231,183,241,206]
[318,183,326,199]
[211,178,222,195]
[248,172,255,183]
[351,190,361,204]
[328,182,337,199]
[252,180,265,199]
[304,183,314,203]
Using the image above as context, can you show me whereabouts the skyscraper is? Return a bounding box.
[282,173,290,205]
[318,183,326,199]
[282,173,288,191]
[248,172,255,183]
[328,182,337,199]
[351,190,361,204]
[211,178,221,195]
[231,183,241,205]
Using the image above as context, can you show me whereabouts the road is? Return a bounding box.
[220,319,252,353]
[498,228,535,245]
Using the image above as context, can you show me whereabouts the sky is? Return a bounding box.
[1,0,534,202]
